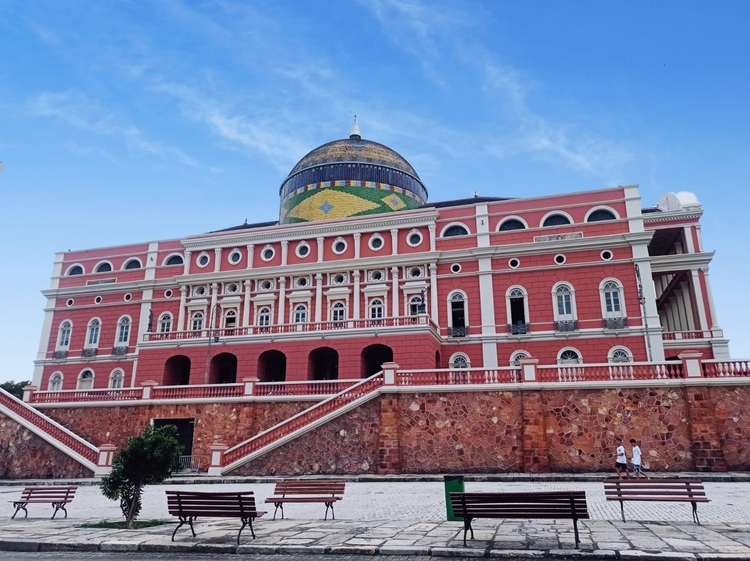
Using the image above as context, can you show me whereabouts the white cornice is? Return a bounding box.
[649,252,714,273]
[643,210,703,223]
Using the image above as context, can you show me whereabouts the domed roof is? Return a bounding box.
[286,137,421,179]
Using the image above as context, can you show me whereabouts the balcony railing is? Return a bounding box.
[112,346,128,356]
[397,367,520,386]
[508,322,530,335]
[52,350,68,360]
[449,326,468,338]
[663,331,709,340]
[151,383,244,400]
[255,379,359,396]
[81,348,97,358]
[555,320,578,332]
[603,317,628,330]
[143,315,439,342]
[536,361,684,383]
[30,387,142,404]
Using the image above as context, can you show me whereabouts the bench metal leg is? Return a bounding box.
[272,502,284,520]
[237,516,257,543]
[692,502,700,525]
[573,518,580,549]
[462,518,474,547]
[171,516,196,541]
[619,500,626,522]
[324,501,335,520]
[51,502,67,519]
[11,502,27,520]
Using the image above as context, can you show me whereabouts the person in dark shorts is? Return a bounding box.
[615,437,629,479]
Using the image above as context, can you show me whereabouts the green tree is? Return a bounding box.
[0,380,31,400]
[100,425,182,528]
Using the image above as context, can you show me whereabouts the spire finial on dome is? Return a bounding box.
[349,115,362,140]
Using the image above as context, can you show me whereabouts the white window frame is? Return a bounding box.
[496,216,528,231]
[510,350,530,367]
[369,298,385,320]
[408,295,424,316]
[332,236,348,255]
[223,309,238,329]
[116,316,132,345]
[368,233,385,252]
[584,205,621,222]
[505,285,530,327]
[191,311,204,331]
[293,304,308,324]
[256,306,272,327]
[56,320,72,349]
[600,278,626,318]
[85,318,102,348]
[551,282,577,322]
[196,251,211,268]
[158,313,173,333]
[94,260,114,274]
[109,368,125,389]
[449,352,470,369]
[295,241,311,258]
[608,346,633,363]
[439,222,470,237]
[77,369,95,390]
[162,253,184,266]
[227,248,242,265]
[539,210,574,228]
[330,301,347,322]
[447,290,469,330]
[260,244,276,262]
[557,347,583,365]
[122,258,142,270]
[48,372,63,391]
[406,228,423,247]
[65,263,85,276]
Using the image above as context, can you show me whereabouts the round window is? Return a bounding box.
[369,235,384,250]
[601,250,613,261]
[333,239,347,254]
[409,267,422,278]
[262,247,275,261]
[333,274,346,284]
[297,277,308,287]
[554,254,566,265]
[94,296,102,305]
[370,271,383,281]
[164,289,173,298]
[226,283,238,293]
[195,286,206,296]
[450,264,461,274]
[229,251,241,264]
[509,258,520,269]
[260,280,272,290]
[408,232,422,246]
[198,254,209,266]
[124,293,132,302]
[297,243,310,257]
[66,299,74,307]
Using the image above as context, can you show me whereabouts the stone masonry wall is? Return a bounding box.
[710,386,750,470]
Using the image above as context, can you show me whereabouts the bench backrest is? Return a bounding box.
[166,491,260,517]
[273,479,346,497]
[450,491,589,519]
[20,486,77,503]
[604,478,707,501]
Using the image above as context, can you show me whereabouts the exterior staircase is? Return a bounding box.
[213,372,384,475]
[0,387,103,474]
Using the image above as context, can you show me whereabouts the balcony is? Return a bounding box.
[508,322,530,335]
[111,346,128,356]
[555,320,578,333]
[603,317,628,330]
[663,330,709,341]
[81,348,97,358]
[52,350,68,360]
[449,326,468,338]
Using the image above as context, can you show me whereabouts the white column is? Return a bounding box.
[683,227,695,253]
[246,244,254,269]
[281,241,289,266]
[690,269,709,331]
[701,267,721,333]
[429,263,438,323]
[214,248,222,272]
[353,270,361,319]
[632,245,665,361]
[242,280,252,327]
[317,237,325,263]
[177,286,188,331]
[390,229,399,255]
[353,233,361,259]
[277,277,287,324]
[475,204,490,248]
[478,257,498,368]
[391,267,399,317]
[695,224,704,252]
[145,242,159,281]
[137,289,154,344]
[183,251,192,276]
[623,184,645,233]
[428,224,436,252]
[315,273,323,322]
[210,283,219,328]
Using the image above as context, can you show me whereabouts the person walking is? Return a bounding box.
[630,439,650,479]
[615,437,629,479]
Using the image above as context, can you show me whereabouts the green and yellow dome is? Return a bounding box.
[279,120,428,223]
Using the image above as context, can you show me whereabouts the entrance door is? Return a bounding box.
[153,418,194,456]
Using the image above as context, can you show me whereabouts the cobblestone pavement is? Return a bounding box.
[1,479,749,559]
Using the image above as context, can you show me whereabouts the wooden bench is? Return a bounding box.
[10,486,77,519]
[166,490,266,544]
[449,491,589,549]
[264,479,346,520]
[604,478,709,524]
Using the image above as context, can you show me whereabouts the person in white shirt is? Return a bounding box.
[629,439,650,479]
[615,437,629,479]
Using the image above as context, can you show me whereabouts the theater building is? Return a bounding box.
[0,121,743,479]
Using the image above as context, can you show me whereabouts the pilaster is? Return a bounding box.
[685,386,727,472]
[521,390,551,473]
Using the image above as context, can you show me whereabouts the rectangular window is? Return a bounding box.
[605,292,621,313]
[557,294,572,316]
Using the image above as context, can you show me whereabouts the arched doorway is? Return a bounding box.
[361,344,393,377]
[164,355,191,386]
[258,350,287,382]
[209,353,237,384]
[309,347,339,380]
[435,350,441,369]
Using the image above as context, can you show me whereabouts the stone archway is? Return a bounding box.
[309,347,339,380]
[209,352,237,384]
[164,355,191,386]
[258,350,287,382]
[361,344,394,377]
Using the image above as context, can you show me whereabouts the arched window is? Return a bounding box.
[257,307,271,327]
[498,218,526,231]
[449,353,470,369]
[610,348,632,363]
[124,258,141,270]
[409,295,425,316]
[511,351,529,366]
[449,292,467,337]
[603,281,623,315]
[369,299,384,320]
[77,369,94,390]
[159,313,172,333]
[165,254,184,266]
[57,321,72,348]
[48,372,63,391]
[224,309,237,328]
[191,312,204,331]
[442,224,469,237]
[542,214,571,227]
[294,304,307,324]
[331,302,346,322]
[587,209,617,222]
[95,262,112,273]
[67,265,84,276]
[109,369,125,389]
[86,319,101,346]
[506,287,529,334]
[558,349,581,365]
[117,317,131,344]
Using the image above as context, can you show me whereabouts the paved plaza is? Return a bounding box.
[1,477,750,559]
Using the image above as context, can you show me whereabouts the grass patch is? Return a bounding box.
[78,519,170,529]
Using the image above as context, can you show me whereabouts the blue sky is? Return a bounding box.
[1,1,749,383]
